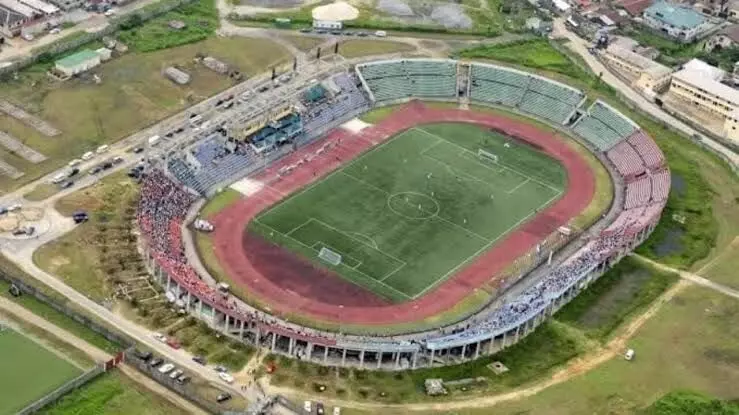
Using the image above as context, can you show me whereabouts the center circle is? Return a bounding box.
[387,191,440,220]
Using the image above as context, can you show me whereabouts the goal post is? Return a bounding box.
[477,149,498,163]
[318,246,343,266]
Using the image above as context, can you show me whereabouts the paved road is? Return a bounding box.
[552,18,739,168]
[0,296,209,414]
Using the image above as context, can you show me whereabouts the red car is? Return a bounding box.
[166,338,181,349]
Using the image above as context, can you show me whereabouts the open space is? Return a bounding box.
[0,327,82,415]
[252,123,565,301]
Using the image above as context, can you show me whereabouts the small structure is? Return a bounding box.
[54,49,101,77]
[705,24,739,52]
[168,19,186,30]
[525,17,553,35]
[313,19,342,30]
[95,47,112,61]
[202,56,229,75]
[424,379,447,396]
[488,361,510,375]
[164,66,190,85]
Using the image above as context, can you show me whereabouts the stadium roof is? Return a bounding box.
[644,1,707,29]
[55,49,100,68]
[673,65,739,107]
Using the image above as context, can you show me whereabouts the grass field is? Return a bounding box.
[252,123,566,302]
[0,328,82,415]
[38,372,187,415]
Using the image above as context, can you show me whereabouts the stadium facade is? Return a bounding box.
[137,59,669,370]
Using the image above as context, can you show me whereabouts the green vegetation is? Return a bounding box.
[36,172,140,303]
[262,321,582,403]
[555,257,678,340]
[118,0,218,52]
[23,183,61,202]
[642,391,739,415]
[200,188,241,217]
[0,329,82,415]
[1,30,289,193]
[618,27,698,66]
[39,371,186,415]
[0,279,120,353]
[254,123,565,301]
[458,39,589,79]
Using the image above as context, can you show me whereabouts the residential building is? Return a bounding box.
[665,59,739,144]
[55,49,102,77]
[602,37,674,96]
[643,1,715,42]
[705,23,739,51]
[618,0,653,16]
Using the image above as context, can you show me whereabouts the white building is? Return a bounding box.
[54,49,102,77]
[602,40,674,96]
[313,19,342,30]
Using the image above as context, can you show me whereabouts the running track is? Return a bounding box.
[210,102,596,326]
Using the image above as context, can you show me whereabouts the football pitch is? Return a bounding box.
[0,327,82,415]
[251,123,567,303]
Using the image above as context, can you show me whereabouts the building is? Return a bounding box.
[54,49,102,77]
[643,1,715,42]
[45,0,82,11]
[618,0,653,16]
[313,19,342,30]
[705,23,739,51]
[0,6,26,36]
[525,17,553,35]
[602,38,674,96]
[664,59,739,144]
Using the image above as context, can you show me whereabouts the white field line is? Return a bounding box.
[421,148,513,193]
[411,189,563,299]
[507,178,530,194]
[414,127,563,193]
[340,171,490,244]
[253,218,412,300]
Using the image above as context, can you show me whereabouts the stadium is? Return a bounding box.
[137,58,669,370]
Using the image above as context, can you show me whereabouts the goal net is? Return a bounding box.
[318,247,342,266]
[477,149,499,163]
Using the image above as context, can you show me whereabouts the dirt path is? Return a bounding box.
[0,296,208,415]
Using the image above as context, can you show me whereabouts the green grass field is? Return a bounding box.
[252,123,566,302]
[0,328,82,415]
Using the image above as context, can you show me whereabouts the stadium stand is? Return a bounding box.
[139,62,669,369]
[357,59,458,102]
[467,63,583,124]
[573,100,637,151]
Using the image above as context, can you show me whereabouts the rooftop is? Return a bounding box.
[644,1,707,29]
[606,42,673,78]
[673,64,739,107]
[683,58,726,81]
[619,0,653,16]
[55,49,100,68]
[717,23,739,43]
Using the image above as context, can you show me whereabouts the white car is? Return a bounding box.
[82,151,95,161]
[7,204,22,212]
[68,159,82,167]
[158,363,175,374]
[303,401,311,413]
[152,332,167,343]
[218,372,234,384]
[49,28,61,35]
[169,369,184,379]
[104,8,116,16]
[96,145,109,154]
[333,407,341,415]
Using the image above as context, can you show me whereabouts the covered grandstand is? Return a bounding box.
[136,59,669,370]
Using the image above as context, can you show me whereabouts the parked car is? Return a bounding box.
[59,181,74,189]
[96,145,109,154]
[218,372,234,384]
[166,338,181,349]
[101,161,113,170]
[176,375,190,385]
[73,211,89,224]
[133,147,145,154]
[216,393,232,403]
[134,350,152,361]
[152,332,167,343]
[158,363,175,374]
[213,365,227,373]
[112,156,124,164]
[0,207,8,215]
[333,407,341,415]
[89,166,103,175]
[317,402,325,415]
[148,358,164,367]
[81,151,94,161]
[303,401,312,413]
[51,172,67,184]
[192,356,206,365]
[8,204,21,212]
[49,28,60,34]
[68,168,80,177]
[169,369,184,379]
[299,28,312,33]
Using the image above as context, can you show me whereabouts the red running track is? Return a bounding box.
[210,102,596,326]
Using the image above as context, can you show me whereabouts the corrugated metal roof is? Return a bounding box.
[645,1,706,29]
[56,49,100,68]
